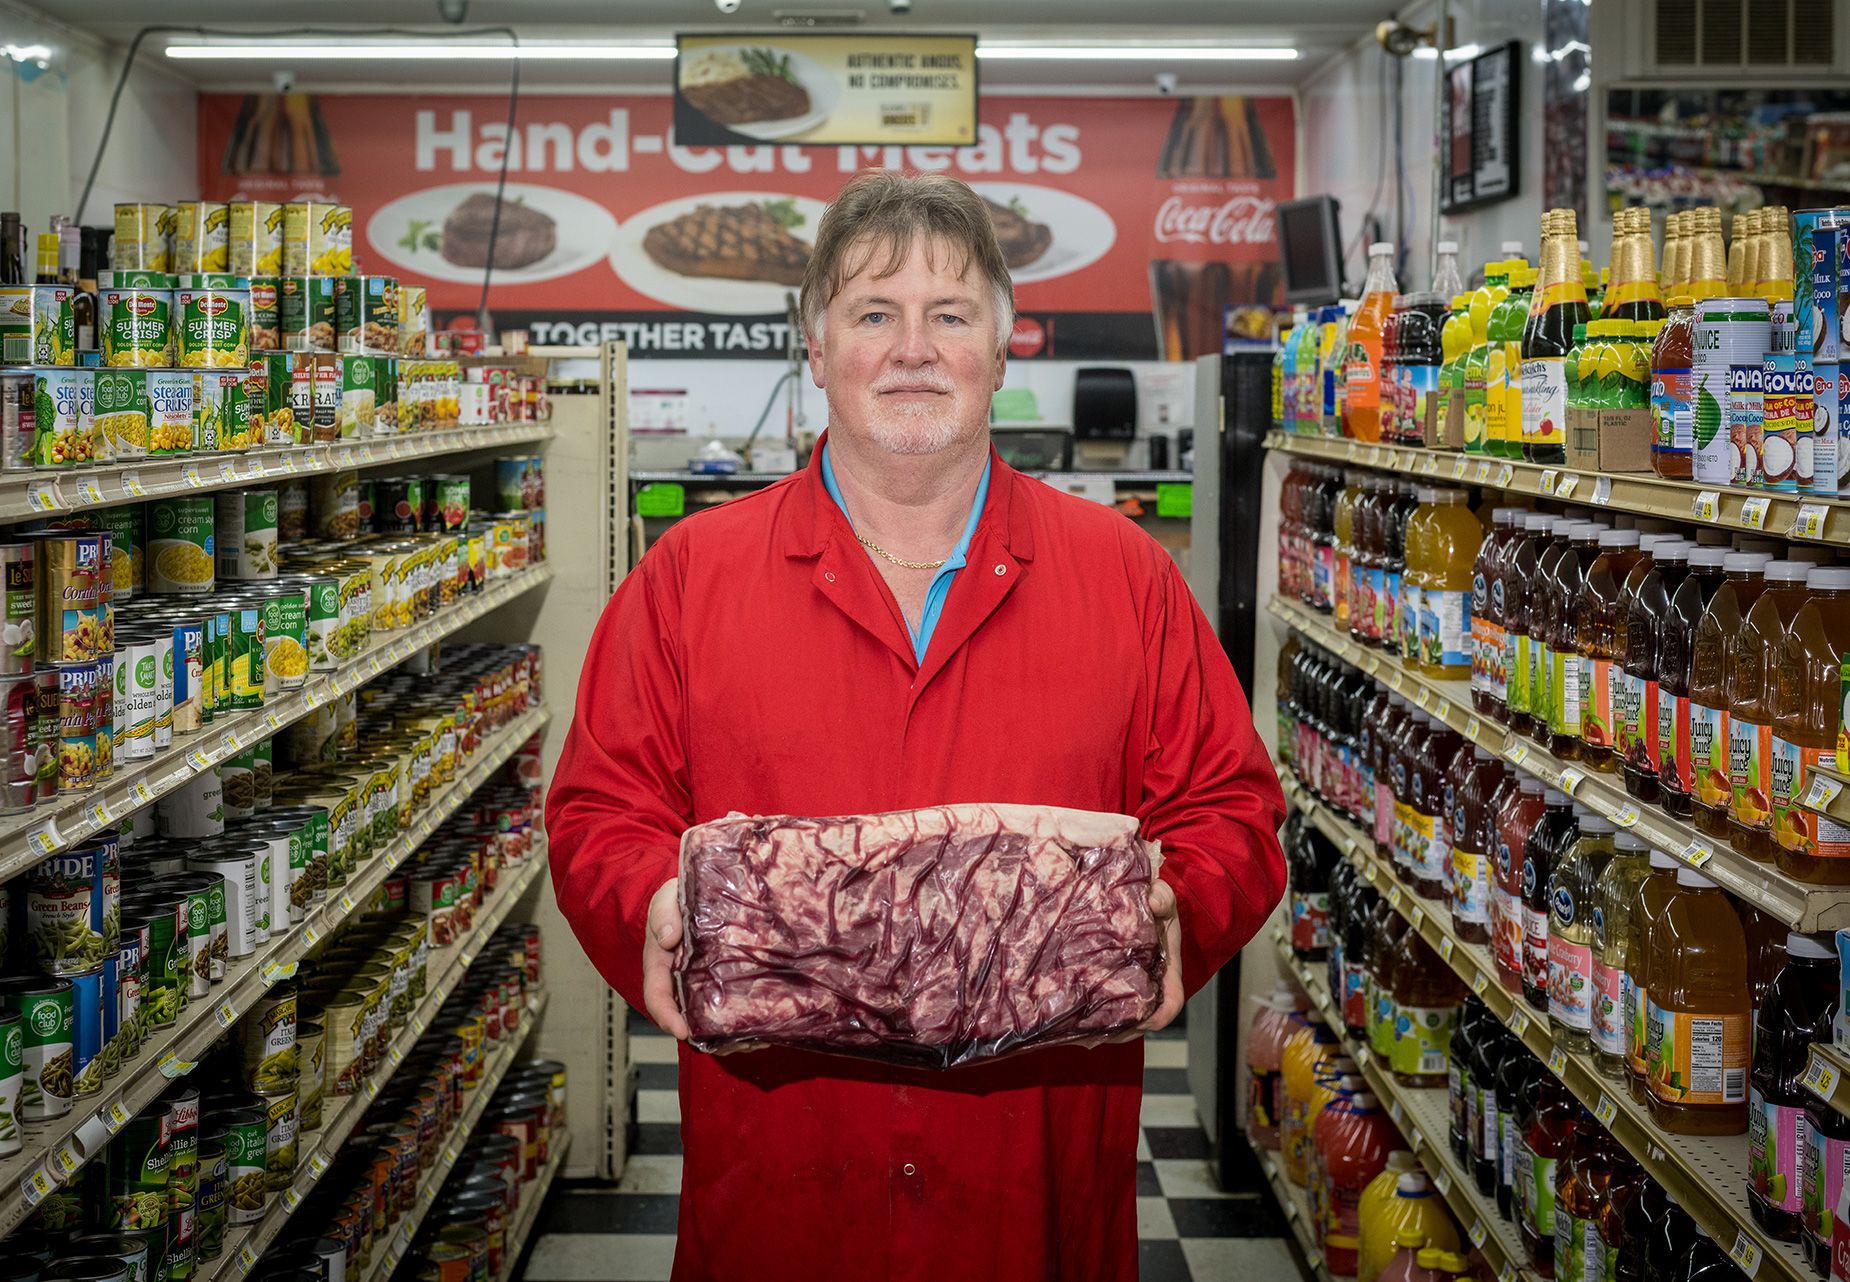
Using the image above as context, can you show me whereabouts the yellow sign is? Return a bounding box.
[675,34,979,146]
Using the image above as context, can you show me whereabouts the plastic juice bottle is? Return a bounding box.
[1400,292,1449,447]
[1486,264,1533,459]
[1726,557,1818,860]
[1319,308,1343,432]
[1391,927,1464,1086]
[1555,1110,1618,1282]
[1380,302,1406,443]
[1529,516,1579,747]
[1295,317,1321,432]
[1319,1079,1401,1276]
[1412,488,1481,679]
[1578,528,1646,771]
[1282,1009,1343,1184]
[1274,328,1291,428]
[1334,470,1367,633]
[1525,789,1577,1013]
[1644,1203,1697,1282]
[1521,1071,1580,1272]
[1748,931,1837,1240]
[1644,863,1750,1135]
[1379,484,1414,652]
[1773,566,1850,883]
[1802,1057,1850,1271]
[1593,832,1652,1082]
[1370,908,1411,1061]
[1473,507,1523,718]
[1506,512,1554,738]
[1621,539,1691,804]
[1625,849,1682,1105]
[1306,1056,1358,1222]
[1550,807,1617,1053]
[1495,776,1548,994]
[1314,466,1346,613]
[1474,1024,1512,1198]
[1373,694,1409,856]
[1652,295,1699,480]
[1500,1049,1543,1222]
[1600,1154,1650,1282]
[1451,748,1502,944]
[1411,714,1462,902]
[1400,495,1434,666]
[1549,522,1607,761]
[1390,710,1427,882]
[1451,998,1486,1162]
[1524,210,1593,463]
[1658,546,1731,818]
[1377,1229,1438,1282]
[1357,1154,1423,1282]
[1442,294,1474,448]
[1347,244,1398,443]
[1247,985,1309,1150]
[1290,819,1340,960]
[1343,888,1378,1041]
[1351,481,1384,645]
[1464,263,1506,456]
[1688,552,1774,840]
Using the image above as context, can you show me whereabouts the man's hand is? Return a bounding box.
[1115,876,1185,1042]
[643,878,691,1041]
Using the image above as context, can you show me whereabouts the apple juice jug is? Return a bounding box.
[1578,528,1647,771]
[1727,557,1818,860]
[1593,832,1652,1081]
[1644,864,1750,1135]
[1626,850,1683,1106]
[1550,808,1617,1053]
[1773,565,1850,884]
[1688,552,1774,839]
[1657,546,1731,817]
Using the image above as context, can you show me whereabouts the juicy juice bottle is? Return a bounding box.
[1620,539,1692,804]
[1523,210,1592,464]
[1506,512,1554,738]
[1773,565,1850,884]
[1803,1049,1850,1272]
[1578,528,1646,771]
[1549,808,1616,1054]
[1644,864,1750,1135]
[1495,777,1549,994]
[1688,552,1774,840]
[1592,832,1652,1082]
[1747,932,1837,1240]
[1658,545,1731,817]
[1346,243,1398,442]
[1726,557,1818,860]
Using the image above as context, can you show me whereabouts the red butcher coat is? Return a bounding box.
[546,437,1285,1281]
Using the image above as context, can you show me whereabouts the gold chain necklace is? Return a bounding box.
[855,533,946,571]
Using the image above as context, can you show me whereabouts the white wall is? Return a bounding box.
[1299,0,1549,296]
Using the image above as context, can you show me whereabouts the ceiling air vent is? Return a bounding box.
[1656,0,1698,63]
[1655,0,1834,67]
[1702,0,1745,63]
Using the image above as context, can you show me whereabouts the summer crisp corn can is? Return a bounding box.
[174,202,230,274]
[113,203,175,272]
[1,286,76,366]
[100,276,173,368]
[176,276,250,369]
[228,202,283,277]
[147,498,216,596]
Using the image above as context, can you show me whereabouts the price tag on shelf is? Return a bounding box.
[1469,1221,1488,1248]
[1590,475,1613,505]
[388,1044,403,1066]
[1415,687,1432,709]
[1439,936,1455,961]
[304,687,322,710]
[364,1079,379,1101]
[1452,456,1470,480]
[335,447,356,469]
[1613,803,1641,828]
[1433,1169,1452,1195]
[1498,1264,1518,1282]
[1694,490,1722,521]
[120,470,144,497]
[25,478,62,512]
[339,892,356,913]
[1420,454,1440,476]
[1471,971,1489,994]
[260,960,298,986]
[217,459,239,483]
[1557,474,1580,499]
[1507,742,1529,766]
[185,747,213,772]
[89,799,112,828]
[1805,773,1845,810]
[132,781,153,804]
[1388,1100,1405,1124]
[1435,699,1450,720]
[1511,1009,1531,1038]
[221,729,242,753]
[1407,1126,1423,1151]
[182,463,205,489]
[27,820,62,857]
[357,444,376,464]
[75,476,105,505]
[1410,905,1425,929]
[1355,1045,1370,1068]
[214,999,238,1028]
[1739,496,1771,530]
[369,654,385,676]
[308,1153,330,1179]
[1805,1053,1841,1100]
[1679,838,1714,867]
[1794,502,1831,540]
[303,924,321,948]
[20,1166,54,1205]
[1560,767,1587,794]
[1539,470,1559,494]
[53,1145,79,1176]
[282,1188,301,1211]
[156,1052,196,1078]
[1465,717,1481,741]
[1728,1230,1762,1277]
[1547,1046,1568,1075]
[1363,863,1379,885]
[1364,446,1383,466]
[104,1099,131,1132]
[1388,887,1402,908]
[264,711,284,731]
[281,454,299,474]
[1495,463,1514,488]
[1596,1094,1619,1127]
[237,1246,258,1275]
[1474,460,1492,484]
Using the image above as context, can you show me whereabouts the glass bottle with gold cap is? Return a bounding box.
[1726,209,1754,295]
[1659,210,1686,296]
[1687,206,1729,302]
[1522,210,1591,463]
[1606,207,1666,324]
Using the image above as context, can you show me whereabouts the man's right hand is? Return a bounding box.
[643,878,691,1040]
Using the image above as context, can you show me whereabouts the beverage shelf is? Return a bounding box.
[1268,929,1542,1282]
[1265,431,1849,550]
[493,1131,571,1282]
[0,563,552,875]
[1801,1042,1850,1118]
[1269,593,1850,934]
[1254,1138,1339,1282]
[1281,769,1810,1282]
[0,424,552,521]
[0,703,550,1239]
[206,853,550,1282]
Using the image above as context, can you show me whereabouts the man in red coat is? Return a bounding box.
[546,171,1285,1280]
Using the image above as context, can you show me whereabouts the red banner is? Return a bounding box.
[197,92,1293,359]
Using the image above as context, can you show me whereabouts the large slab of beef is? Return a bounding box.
[673,804,1165,1067]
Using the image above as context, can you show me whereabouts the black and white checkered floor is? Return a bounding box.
[517,1011,1299,1281]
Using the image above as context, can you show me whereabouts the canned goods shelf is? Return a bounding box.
[1280,770,1811,1282]
[1254,1133,1337,1282]
[204,848,550,1282]
[1268,928,1541,1282]
[0,423,552,521]
[1801,1043,1850,1117]
[0,702,550,1239]
[1265,431,1850,549]
[493,1130,571,1282]
[0,562,553,876]
[1268,593,1848,933]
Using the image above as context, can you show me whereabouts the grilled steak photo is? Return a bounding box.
[642,203,811,287]
[984,196,1054,270]
[440,192,557,270]
[684,76,812,127]
[674,804,1165,1067]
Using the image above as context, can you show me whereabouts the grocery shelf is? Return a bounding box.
[2,424,552,521]
[0,703,550,1239]
[208,855,551,1282]
[0,562,553,876]
[1268,929,1540,1282]
[1268,593,1850,933]
[362,989,548,1282]
[1265,430,1849,550]
[1281,770,1809,1282]
[494,1132,572,1282]
[1802,1042,1850,1118]
[1255,1137,1337,1282]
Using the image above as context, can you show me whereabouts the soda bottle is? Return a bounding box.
[1452,748,1502,944]
[1465,261,1509,455]
[1688,551,1775,840]
[1319,1076,1402,1278]
[1555,1109,1619,1282]
[1247,983,1309,1150]
[1347,243,1398,443]
[1727,557,1819,860]
[1550,807,1616,1053]
[1747,931,1837,1240]
[1626,849,1683,1105]
[1578,528,1647,771]
[1644,863,1750,1135]
[1593,832,1652,1082]
[1282,1008,1343,1184]
[1773,565,1850,883]
[1525,789,1577,1013]
[1549,522,1608,761]
[1658,545,1731,817]
[1620,538,1692,803]
[1521,1071,1580,1273]
[1382,300,1407,443]
[1495,776,1548,994]
[1290,820,1341,960]
[1488,263,1534,459]
[1505,512,1555,737]
[1410,488,1482,680]
[1391,928,1464,1087]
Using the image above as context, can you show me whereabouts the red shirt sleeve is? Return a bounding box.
[1139,553,1287,998]
[544,539,691,1014]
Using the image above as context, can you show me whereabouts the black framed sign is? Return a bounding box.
[1442,40,1521,214]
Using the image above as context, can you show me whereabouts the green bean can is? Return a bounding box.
[295,1018,324,1132]
[0,975,73,1120]
[162,1084,197,1281]
[258,1086,298,1191]
[195,1119,227,1260]
[26,841,120,976]
[227,603,263,708]
[69,1233,152,1282]
[104,1101,170,1231]
[123,892,184,1027]
[0,1009,20,1157]
[220,1107,266,1224]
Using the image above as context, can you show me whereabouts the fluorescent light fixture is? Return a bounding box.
[5,44,52,63]
[1413,42,1482,60]
[165,42,675,60]
[975,45,1298,61]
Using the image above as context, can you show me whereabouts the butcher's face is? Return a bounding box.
[809,234,1006,457]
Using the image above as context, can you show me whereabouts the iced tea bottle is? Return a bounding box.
[1726,557,1818,860]
[1524,789,1577,1013]
[1521,1071,1579,1272]
[1505,512,1554,738]
[1658,546,1731,818]
[1334,470,1368,634]
[1593,832,1651,1081]
[1578,528,1646,771]
[1391,927,1465,1087]
[1747,931,1837,1240]
[1451,748,1502,944]
[1495,776,1548,994]
[1555,1111,1619,1282]
[1620,538,1691,803]
[1643,864,1750,1135]
[1474,507,1524,717]
[1773,565,1850,884]
[1688,552,1774,839]
[1625,849,1682,1105]
[1346,243,1398,442]
[1550,807,1616,1053]
[1413,488,1482,680]
[1549,522,1607,761]
[1523,210,1592,464]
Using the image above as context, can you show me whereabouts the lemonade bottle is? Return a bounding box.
[1772,565,1850,883]
[1346,244,1398,442]
[1592,832,1652,1081]
[1626,850,1682,1105]
[1464,261,1507,456]
[1726,557,1818,860]
[1486,262,1533,458]
[1643,863,1750,1135]
[1747,931,1837,1240]
[1658,545,1732,817]
[1357,1152,1421,1282]
[1411,488,1481,680]
[1549,807,1616,1053]
[1442,293,1475,449]
[1577,528,1646,771]
[1687,551,1774,840]
[1282,1009,1343,1184]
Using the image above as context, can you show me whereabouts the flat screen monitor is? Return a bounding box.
[1276,195,1344,307]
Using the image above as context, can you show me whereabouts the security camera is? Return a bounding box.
[715,0,742,11]
[1154,72,1178,95]
[1375,19,1435,57]
[435,0,469,21]
[272,69,296,93]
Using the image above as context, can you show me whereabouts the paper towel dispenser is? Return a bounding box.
[1073,367,1137,441]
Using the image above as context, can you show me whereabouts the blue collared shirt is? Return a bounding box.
[820,443,992,663]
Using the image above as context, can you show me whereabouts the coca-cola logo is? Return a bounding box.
[1008,316,1047,358]
[1153,195,1276,246]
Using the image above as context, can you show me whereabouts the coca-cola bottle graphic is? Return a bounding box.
[1150,97,1287,360]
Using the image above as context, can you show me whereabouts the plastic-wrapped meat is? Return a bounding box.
[673,804,1165,1067]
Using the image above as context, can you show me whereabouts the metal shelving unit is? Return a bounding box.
[1255,1138,1337,1282]
[3,424,552,521]
[493,1133,572,1282]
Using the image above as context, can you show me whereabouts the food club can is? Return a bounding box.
[0,1009,21,1157]
[30,366,96,467]
[263,588,309,694]
[99,273,173,368]
[219,1106,266,1224]
[215,490,278,582]
[1,285,76,366]
[113,203,176,273]
[93,369,152,460]
[147,498,215,595]
[0,975,73,1121]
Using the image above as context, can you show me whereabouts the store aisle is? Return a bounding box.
[519,1011,1295,1281]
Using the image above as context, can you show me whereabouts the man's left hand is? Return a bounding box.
[1115,877,1185,1041]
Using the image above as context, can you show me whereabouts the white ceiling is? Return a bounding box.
[26,0,1386,90]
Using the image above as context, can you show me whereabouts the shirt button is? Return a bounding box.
[902,1163,917,1176]
[824,571,836,582]
[993,564,1006,576]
